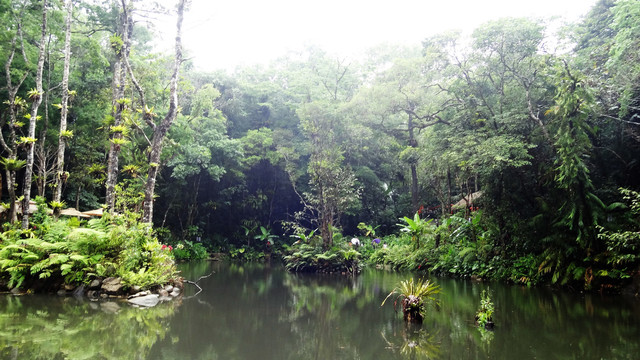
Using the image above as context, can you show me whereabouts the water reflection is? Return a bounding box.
[2,262,639,359]
[0,295,177,359]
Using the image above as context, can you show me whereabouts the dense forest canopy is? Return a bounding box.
[2,0,640,286]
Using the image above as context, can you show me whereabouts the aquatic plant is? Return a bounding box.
[283,242,361,274]
[475,289,494,329]
[381,278,441,323]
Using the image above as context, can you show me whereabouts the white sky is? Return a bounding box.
[154,0,598,71]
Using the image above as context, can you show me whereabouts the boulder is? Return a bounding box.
[128,291,148,299]
[73,284,86,298]
[88,279,102,290]
[128,294,160,307]
[101,277,123,294]
[10,287,25,295]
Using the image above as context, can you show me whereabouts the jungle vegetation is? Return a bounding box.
[1,0,640,292]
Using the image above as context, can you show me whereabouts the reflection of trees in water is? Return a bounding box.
[281,274,363,359]
[149,262,296,360]
[281,271,444,359]
[380,322,441,360]
[0,295,177,359]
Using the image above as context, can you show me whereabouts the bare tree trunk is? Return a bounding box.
[447,167,452,215]
[105,0,131,210]
[142,0,185,223]
[37,34,53,198]
[318,183,333,249]
[1,16,30,224]
[408,113,419,213]
[21,0,48,229]
[53,0,73,204]
[186,175,201,228]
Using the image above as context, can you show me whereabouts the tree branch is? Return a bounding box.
[183,271,215,297]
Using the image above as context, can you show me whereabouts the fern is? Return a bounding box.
[458,245,477,263]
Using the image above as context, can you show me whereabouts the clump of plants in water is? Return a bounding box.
[475,289,495,329]
[283,230,361,274]
[381,278,441,323]
[0,198,179,292]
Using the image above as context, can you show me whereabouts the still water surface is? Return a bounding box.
[1,261,639,359]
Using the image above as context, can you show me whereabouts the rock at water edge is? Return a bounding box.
[128,294,160,307]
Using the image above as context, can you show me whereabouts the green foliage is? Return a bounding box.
[357,222,379,238]
[0,157,26,171]
[17,136,37,144]
[548,60,603,250]
[49,200,66,210]
[283,241,361,274]
[381,278,441,321]
[59,129,74,138]
[109,124,128,134]
[109,34,124,53]
[169,241,209,261]
[594,188,640,285]
[475,289,494,328]
[509,254,540,286]
[397,213,434,249]
[254,226,277,247]
[0,211,178,291]
[26,88,42,101]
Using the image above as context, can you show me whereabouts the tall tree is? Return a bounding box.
[297,101,358,248]
[21,0,47,228]
[53,0,73,204]
[141,0,186,223]
[549,60,603,251]
[105,0,132,210]
[0,7,30,222]
[350,55,453,213]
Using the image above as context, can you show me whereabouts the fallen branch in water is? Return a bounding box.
[183,271,214,297]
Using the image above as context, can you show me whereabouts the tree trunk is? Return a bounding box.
[408,113,419,213]
[318,183,333,249]
[1,20,29,224]
[410,163,419,213]
[5,169,17,223]
[141,0,185,223]
[53,0,73,204]
[37,35,53,198]
[22,0,48,229]
[105,1,132,211]
[446,167,452,215]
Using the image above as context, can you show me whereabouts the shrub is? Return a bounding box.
[0,211,178,291]
[171,241,209,261]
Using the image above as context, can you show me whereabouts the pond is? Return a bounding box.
[1,261,639,359]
